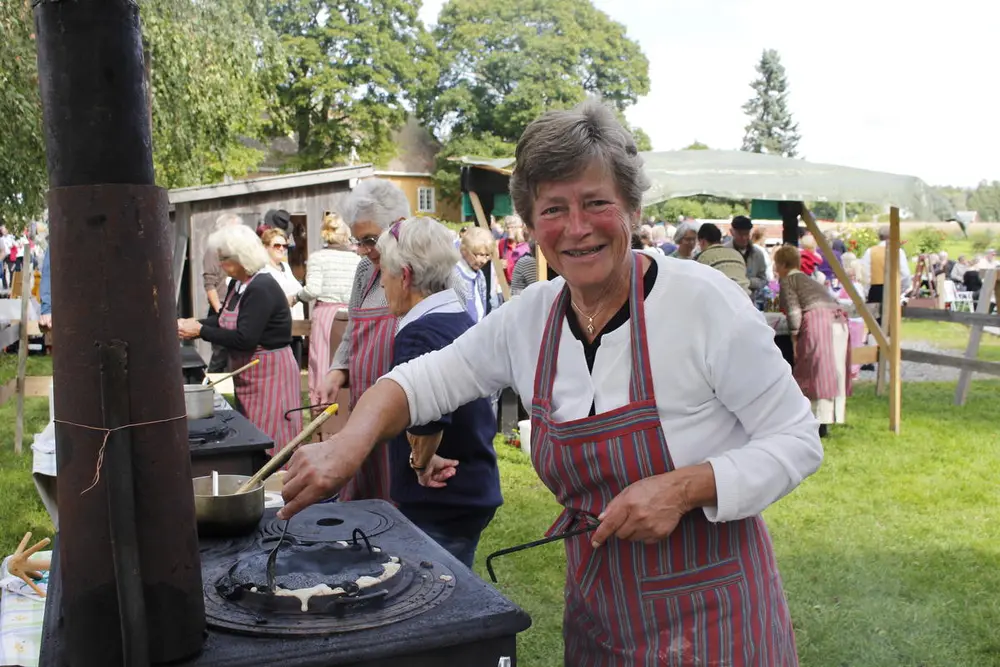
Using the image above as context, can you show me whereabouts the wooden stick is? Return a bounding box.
[235,403,339,494]
[536,247,548,283]
[468,191,511,301]
[14,265,32,454]
[801,208,889,350]
[204,357,260,388]
[887,207,902,433]
[955,268,996,406]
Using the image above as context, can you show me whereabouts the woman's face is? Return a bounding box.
[531,163,635,294]
[351,221,383,266]
[461,245,491,272]
[677,231,697,256]
[380,268,410,317]
[266,236,288,265]
[219,256,246,280]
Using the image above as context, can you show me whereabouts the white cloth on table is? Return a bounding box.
[0,551,51,667]
[383,251,823,524]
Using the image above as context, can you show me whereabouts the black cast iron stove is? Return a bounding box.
[41,500,531,666]
[188,409,273,478]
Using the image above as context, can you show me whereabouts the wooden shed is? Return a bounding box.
[169,164,374,360]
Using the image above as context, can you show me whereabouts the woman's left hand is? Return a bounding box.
[287,295,297,308]
[590,464,716,547]
[177,318,202,340]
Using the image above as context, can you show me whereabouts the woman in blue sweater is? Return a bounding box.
[374,216,502,568]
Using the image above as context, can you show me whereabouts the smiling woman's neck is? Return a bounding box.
[569,257,632,314]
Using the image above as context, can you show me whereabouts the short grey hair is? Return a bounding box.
[877,225,891,241]
[341,178,411,229]
[460,226,494,253]
[377,216,459,294]
[208,223,269,275]
[674,221,697,243]
[510,99,650,228]
[214,213,242,232]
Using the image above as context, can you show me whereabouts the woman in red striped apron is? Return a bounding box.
[280,101,822,666]
[319,178,413,502]
[532,255,796,665]
[774,245,852,438]
[178,224,302,455]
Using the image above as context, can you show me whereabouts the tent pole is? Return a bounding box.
[468,191,511,301]
[887,207,902,433]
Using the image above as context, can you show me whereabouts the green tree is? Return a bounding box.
[741,49,800,157]
[421,0,650,197]
[143,0,286,188]
[266,0,437,170]
[683,141,710,150]
[0,0,46,227]
[968,181,1000,222]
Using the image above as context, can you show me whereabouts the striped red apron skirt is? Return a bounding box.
[218,275,302,456]
[793,308,853,401]
[307,301,347,406]
[530,254,798,667]
[338,270,395,502]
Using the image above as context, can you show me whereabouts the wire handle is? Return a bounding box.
[485,511,600,583]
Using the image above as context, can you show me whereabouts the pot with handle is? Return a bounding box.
[184,384,215,420]
[193,474,265,537]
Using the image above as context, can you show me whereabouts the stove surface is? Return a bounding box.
[188,410,273,456]
[40,500,532,667]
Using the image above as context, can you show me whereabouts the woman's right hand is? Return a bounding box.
[321,369,348,403]
[279,438,363,519]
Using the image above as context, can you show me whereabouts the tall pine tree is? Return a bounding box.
[741,49,800,157]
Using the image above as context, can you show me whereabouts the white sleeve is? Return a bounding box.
[899,249,912,290]
[860,248,872,288]
[381,293,519,427]
[701,295,823,522]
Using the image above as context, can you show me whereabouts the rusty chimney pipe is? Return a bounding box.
[34,0,206,664]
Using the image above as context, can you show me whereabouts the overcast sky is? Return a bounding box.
[418,0,1000,188]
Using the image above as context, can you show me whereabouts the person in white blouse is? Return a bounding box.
[280,100,821,666]
[260,228,304,362]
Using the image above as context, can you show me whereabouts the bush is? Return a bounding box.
[970,230,995,253]
[907,226,947,254]
[838,225,879,256]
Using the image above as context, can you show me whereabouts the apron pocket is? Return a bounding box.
[640,557,744,599]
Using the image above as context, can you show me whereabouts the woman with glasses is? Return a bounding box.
[453,226,496,322]
[261,228,305,364]
[177,224,302,455]
[319,179,413,502]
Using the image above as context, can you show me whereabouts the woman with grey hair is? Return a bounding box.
[282,100,820,665]
[670,220,698,259]
[178,224,302,455]
[319,178,411,502]
[362,216,501,566]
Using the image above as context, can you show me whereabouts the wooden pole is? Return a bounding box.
[887,207,902,433]
[954,268,996,405]
[14,264,32,454]
[536,246,548,283]
[468,191,511,301]
[801,208,889,350]
[876,254,889,397]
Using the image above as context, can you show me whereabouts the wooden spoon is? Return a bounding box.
[234,403,339,495]
[201,358,260,388]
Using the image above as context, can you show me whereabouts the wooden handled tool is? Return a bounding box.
[203,358,260,387]
[235,403,339,495]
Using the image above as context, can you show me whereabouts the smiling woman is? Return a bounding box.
[279,100,823,667]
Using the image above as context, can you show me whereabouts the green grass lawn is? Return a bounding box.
[2,359,998,666]
[901,320,1000,363]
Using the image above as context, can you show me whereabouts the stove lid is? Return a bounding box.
[188,414,236,441]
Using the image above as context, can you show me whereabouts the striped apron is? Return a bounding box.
[218,275,302,456]
[338,269,395,502]
[793,307,853,401]
[530,254,798,666]
[307,301,347,406]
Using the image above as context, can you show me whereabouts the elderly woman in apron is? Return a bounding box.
[178,224,301,455]
[281,101,823,666]
[317,178,412,501]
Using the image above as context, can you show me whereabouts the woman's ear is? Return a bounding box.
[402,266,412,289]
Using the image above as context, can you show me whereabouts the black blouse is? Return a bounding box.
[199,273,292,351]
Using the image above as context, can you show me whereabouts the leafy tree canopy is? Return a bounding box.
[266,0,437,170]
[143,0,286,188]
[0,1,45,228]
